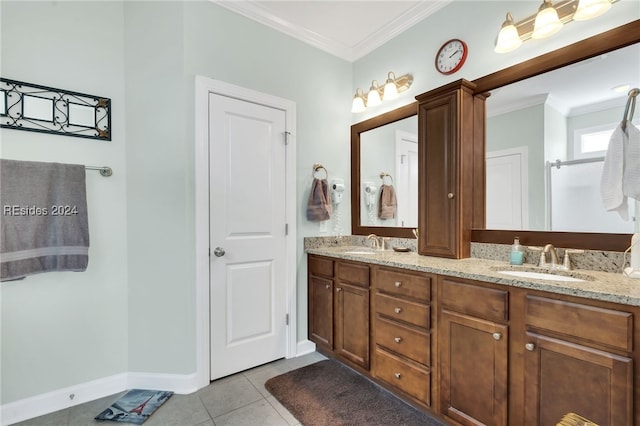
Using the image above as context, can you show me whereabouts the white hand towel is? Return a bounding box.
[622,122,640,201]
[601,123,629,220]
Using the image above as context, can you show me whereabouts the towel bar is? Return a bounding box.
[85,166,112,177]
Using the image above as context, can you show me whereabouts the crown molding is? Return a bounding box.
[211,0,452,62]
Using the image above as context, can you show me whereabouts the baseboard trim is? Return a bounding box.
[0,371,198,426]
[296,339,316,357]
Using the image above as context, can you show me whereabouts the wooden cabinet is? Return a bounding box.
[439,277,509,426]
[308,256,334,350]
[307,255,370,369]
[335,261,370,368]
[308,255,639,425]
[415,79,485,259]
[372,266,433,407]
[523,296,634,425]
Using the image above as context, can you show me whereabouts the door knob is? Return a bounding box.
[394,373,402,379]
[394,337,403,343]
[394,307,402,314]
[525,343,535,351]
[213,247,226,257]
[492,332,502,341]
[447,193,454,199]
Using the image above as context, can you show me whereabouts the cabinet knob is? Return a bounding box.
[325,284,330,289]
[492,332,502,341]
[394,281,402,287]
[336,287,342,292]
[525,343,535,351]
[447,193,454,199]
[394,336,403,343]
[394,307,402,314]
[394,373,402,379]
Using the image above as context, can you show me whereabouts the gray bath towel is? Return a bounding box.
[1,159,89,281]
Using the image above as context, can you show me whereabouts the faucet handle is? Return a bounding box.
[562,249,584,270]
[527,246,545,267]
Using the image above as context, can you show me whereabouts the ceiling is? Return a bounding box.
[211,1,638,114]
[211,0,452,62]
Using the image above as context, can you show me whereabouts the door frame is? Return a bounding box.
[194,76,297,389]
[486,146,529,230]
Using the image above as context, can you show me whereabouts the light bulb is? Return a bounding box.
[367,81,381,107]
[532,0,562,39]
[351,89,366,113]
[573,0,611,21]
[383,72,399,100]
[495,13,522,53]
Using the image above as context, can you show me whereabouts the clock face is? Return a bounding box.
[435,39,468,75]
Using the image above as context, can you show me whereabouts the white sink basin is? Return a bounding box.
[341,250,378,255]
[497,270,585,282]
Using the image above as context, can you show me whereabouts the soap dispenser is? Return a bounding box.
[510,237,524,265]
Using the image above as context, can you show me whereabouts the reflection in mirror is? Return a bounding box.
[360,115,418,227]
[351,102,416,238]
[485,42,640,234]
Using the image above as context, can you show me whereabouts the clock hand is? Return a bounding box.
[449,49,461,58]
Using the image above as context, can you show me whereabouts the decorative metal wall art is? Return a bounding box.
[0,78,111,141]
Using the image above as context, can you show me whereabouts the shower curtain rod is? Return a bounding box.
[549,157,604,169]
[85,165,112,177]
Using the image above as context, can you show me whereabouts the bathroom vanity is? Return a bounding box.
[307,247,639,426]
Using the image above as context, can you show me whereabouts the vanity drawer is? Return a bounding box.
[374,347,431,406]
[375,293,430,329]
[525,295,633,352]
[309,256,333,278]
[441,278,508,322]
[375,317,430,367]
[336,261,370,287]
[376,268,431,302]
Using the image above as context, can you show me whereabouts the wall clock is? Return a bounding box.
[435,39,468,75]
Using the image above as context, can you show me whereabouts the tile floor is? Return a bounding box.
[14,352,327,426]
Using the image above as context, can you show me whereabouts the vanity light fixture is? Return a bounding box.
[351,72,413,113]
[495,0,614,53]
[367,80,382,107]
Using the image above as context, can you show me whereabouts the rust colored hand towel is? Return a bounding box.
[306,178,331,221]
[378,184,397,220]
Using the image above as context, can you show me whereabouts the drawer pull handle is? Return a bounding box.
[336,287,342,292]
[394,281,402,287]
[492,332,502,341]
[394,337,402,343]
[325,284,330,289]
[394,373,402,379]
[525,343,535,351]
[394,307,402,314]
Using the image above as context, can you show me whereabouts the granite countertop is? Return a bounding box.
[306,245,640,307]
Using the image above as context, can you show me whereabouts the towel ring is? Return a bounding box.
[622,88,639,132]
[380,172,393,185]
[313,163,328,179]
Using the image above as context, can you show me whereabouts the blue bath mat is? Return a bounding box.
[95,389,173,424]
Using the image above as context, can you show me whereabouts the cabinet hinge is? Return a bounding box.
[284,131,291,145]
[285,313,289,325]
[285,223,289,235]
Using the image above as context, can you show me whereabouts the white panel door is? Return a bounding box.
[209,93,287,380]
[486,149,527,229]
[395,131,418,228]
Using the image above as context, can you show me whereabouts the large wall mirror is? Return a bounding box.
[351,20,639,248]
[351,103,417,238]
[473,19,640,251]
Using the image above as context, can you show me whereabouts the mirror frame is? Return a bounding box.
[471,19,640,252]
[351,102,418,238]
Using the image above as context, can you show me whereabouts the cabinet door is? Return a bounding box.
[418,92,458,258]
[440,310,508,426]
[524,332,633,426]
[308,274,333,350]
[335,281,370,369]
